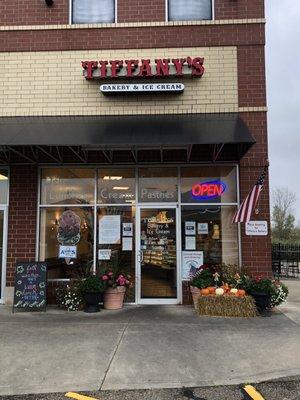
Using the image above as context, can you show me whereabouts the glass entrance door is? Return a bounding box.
[138,207,179,304]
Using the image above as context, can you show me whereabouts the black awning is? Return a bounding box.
[0,113,254,146]
[0,114,255,164]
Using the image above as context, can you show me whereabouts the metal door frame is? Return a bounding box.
[136,204,181,305]
[0,206,8,304]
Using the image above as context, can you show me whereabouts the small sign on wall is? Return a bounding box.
[245,221,268,236]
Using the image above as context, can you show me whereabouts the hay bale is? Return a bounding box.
[197,295,257,317]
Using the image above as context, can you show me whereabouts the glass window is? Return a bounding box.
[39,207,94,279]
[181,206,238,266]
[97,207,135,302]
[72,0,115,24]
[181,166,237,204]
[0,169,8,204]
[41,168,95,205]
[168,0,212,21]
[138,167,178,202]
[98,168,135,205]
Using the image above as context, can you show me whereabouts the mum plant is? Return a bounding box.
[99,269,133,288]
[56,281,83,311]
[190,266,214,289]
[79,275,107,293]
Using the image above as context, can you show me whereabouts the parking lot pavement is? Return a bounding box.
[0,378,300,400]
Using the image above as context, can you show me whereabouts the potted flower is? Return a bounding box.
[189,266,214,308]
[246,276,277,314]
[79,275,106,313]
[100,269,133,310]
[270,281,289,308]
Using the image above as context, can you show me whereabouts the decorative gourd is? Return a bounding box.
[201,288,210,295]
[237,289,246,297]
[215,287,224,296]
[221,283,230,293]
[207,286,216,294]
[230,288,238,295]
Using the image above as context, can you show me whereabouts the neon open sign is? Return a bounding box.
[191,180,227,200]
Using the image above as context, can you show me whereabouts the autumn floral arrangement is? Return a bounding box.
[190,264,247,298]
[190,264,288,316]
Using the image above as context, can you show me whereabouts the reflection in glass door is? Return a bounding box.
[138,207,178,303]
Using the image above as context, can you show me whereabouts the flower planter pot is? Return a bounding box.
[83,292,103,313]
[190,285,201,309]
[249,291,271,315]
[104,286,126,310]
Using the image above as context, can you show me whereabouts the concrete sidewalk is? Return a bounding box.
[0,284,300,396]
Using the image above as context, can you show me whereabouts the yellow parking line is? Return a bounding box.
[243,385,266,400]
[65,392,99,400]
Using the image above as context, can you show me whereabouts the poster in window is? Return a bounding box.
[99,215,121,244]
[182,251,204,280]
[122,222,133,237]
[58,245,77,259]
[185,221,196,235]
[185,236,196,250]
[198,223,209,235]
[122,237,133,251]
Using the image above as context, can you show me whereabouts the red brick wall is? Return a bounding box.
[6,166,38,286]
[0,0,265,26]
[118,0,165,22]
[0,24,264,52]
[0,0,69,26]
[239,112,272,276]
[215,0,265,20]
[238,45,266,107]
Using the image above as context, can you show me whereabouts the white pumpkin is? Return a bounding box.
[230,288,238,294]
[215,288,224,296]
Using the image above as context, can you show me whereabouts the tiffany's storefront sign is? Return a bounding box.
[81,57,205,79]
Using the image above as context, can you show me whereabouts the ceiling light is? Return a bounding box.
[113,187,129,190]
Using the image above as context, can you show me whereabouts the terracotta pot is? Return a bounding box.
[190,285,201,309]
[104,286,126,310]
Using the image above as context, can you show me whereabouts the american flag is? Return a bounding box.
[232,165,268,223]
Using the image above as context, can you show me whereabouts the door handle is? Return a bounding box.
[138,250,144,263]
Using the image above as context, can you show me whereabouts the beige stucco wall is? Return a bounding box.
[0,46,238,116]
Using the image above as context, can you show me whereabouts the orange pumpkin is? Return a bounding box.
[237,289,246,297]
[207,286,216,294]
[201,288,210,296]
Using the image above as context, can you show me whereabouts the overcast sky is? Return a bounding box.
[266,1,300,224]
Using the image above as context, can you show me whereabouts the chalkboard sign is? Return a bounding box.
[13,262,47,312]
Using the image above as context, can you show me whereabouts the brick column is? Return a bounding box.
[239,112,272,277]
[6,165,38,287]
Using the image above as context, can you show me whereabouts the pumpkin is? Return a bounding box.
[237,289,246,297]
[230,288,238,295]
[207,286,216,294]
[215,287,224,296]
[201,288,210,296]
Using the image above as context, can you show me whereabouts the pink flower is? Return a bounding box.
[117,277,126,286]
[102,275,108,281]
[108,271,113,277]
